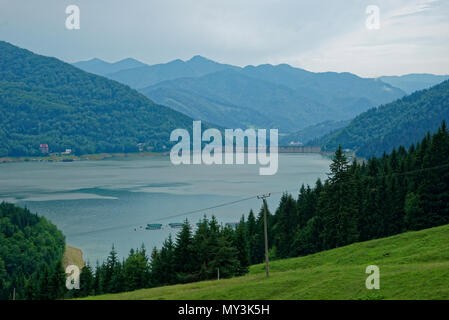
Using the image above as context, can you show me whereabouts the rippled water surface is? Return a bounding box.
[0,154,331,263]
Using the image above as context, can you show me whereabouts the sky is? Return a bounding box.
[0,0,448,77]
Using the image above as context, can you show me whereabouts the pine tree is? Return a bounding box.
[36,264,50,300]
[418,123,449,228]
[174,219,195,278]
[48,261,66,299]
[246,210,258,264]
[274,193,298,258]
[123,246,150,292]
[93,261,102,295]
[101,245,119,293]
[78,263,94,297]
[234,215,250,275]
[320,146,359,249]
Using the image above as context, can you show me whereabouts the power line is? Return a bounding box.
[364,162,449,180]
[66,194,262,238]
[152,195,259,222]
[66,163,449,238]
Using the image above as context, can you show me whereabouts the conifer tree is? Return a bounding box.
[174,219,195,278]
[234,216,250,275]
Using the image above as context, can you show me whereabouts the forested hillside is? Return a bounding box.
[0,41,195,157]
[142,70,333,131]
[0,202,66,299]
[314,80,449,158]
[280,120,350,145]
[141,64,405,132]
[76,55,405,132]
[75,122,449,298]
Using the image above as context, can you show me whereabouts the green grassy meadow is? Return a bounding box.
[83,224,449,300]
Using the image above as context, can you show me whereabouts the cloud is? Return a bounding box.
[292,0,449,77]
[386,0,441,19]
[0,0,448,77]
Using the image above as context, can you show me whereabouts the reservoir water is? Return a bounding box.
[0,154,331,263]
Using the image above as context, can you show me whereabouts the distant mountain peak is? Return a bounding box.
[187,55,217,64]
[117,57,141,63]
[189,55,207,60]
[79,57,106,64]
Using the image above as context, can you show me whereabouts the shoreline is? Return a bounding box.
[0,151,170,164]
[0,149,352,164]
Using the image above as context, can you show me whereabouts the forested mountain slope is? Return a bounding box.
[0,41,195,157]
[280,120,350,145]
[141,64,405,132]
[77,55,405,132]
[0,202,66,299]
[313,80,449,158]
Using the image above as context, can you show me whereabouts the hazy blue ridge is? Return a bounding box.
[379,74,449,95]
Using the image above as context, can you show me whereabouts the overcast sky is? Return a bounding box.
[1,0,448,77]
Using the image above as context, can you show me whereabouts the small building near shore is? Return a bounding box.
[39,144,49,154]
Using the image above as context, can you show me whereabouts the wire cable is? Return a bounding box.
[66,162,449,238]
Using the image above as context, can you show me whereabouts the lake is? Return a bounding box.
[0,154,331,263]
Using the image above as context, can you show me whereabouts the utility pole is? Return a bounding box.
[257,193,271,277]
[217,268,220,281]
[12,288,15,300]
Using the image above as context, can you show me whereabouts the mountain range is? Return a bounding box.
[2,40,447,158]
[73,58,147,76]
[74,56,408,133]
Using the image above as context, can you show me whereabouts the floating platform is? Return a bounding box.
[168,223,184,229]
[146,223,163,230]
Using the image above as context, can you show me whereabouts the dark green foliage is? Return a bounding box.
[246,210,258,265]
[319,147,359,248]
[5,123,447,300]
[280,120,350,145]
[271,122,449,260]
[173,220,196,281]
[315,80,449,158]
[77,216,246,298]
[0,41,195,157]
[0,202,65,299]
[273,194,299,258]
[78,263,95,297]
[233,216,250,275]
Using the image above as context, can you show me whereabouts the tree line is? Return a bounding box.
[2,122,448,299]
[74,121,449,298]
[71,216,252,298]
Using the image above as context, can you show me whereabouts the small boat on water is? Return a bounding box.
[146,223,163,230]
[168,223,183,229]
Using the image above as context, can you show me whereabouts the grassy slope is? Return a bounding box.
[85,224,449,300]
